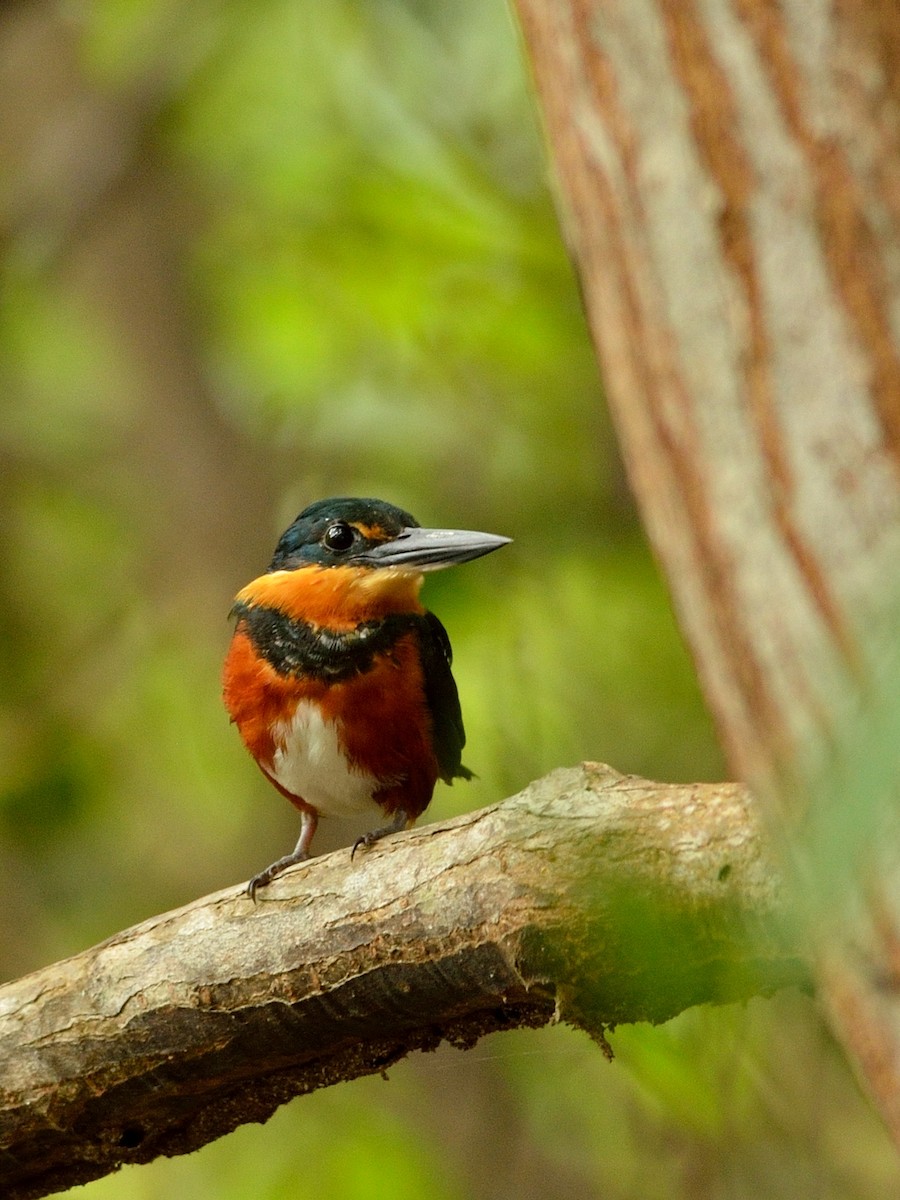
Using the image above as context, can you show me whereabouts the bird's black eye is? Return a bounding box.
[323,521,355,552]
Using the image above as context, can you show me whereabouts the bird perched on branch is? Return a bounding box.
[223,497,510,898]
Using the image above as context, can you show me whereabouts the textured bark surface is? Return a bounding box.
[0,765,800,1200]
[514,0,900,1143]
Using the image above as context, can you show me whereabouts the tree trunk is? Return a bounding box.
[0,766,800,1200]
[514,0,900,1140]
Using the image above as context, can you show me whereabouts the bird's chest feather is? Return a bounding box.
[223,625,439,816]
[269,699,382,817]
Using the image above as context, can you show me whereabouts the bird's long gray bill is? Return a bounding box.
[360,526,511,570]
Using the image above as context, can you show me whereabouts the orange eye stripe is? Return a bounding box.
[351,522,392,541]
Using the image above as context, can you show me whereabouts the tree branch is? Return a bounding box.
[0,764,802,1200]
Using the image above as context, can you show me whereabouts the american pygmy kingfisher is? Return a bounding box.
[223,497,510,898]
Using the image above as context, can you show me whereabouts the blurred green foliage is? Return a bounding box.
[0,0,896,1196]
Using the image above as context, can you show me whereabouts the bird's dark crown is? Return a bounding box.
[269,497,419,571]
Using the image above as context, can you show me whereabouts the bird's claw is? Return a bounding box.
[350,811,408,861]
[246,850,310,901]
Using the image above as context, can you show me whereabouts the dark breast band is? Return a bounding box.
[231,601,421,681]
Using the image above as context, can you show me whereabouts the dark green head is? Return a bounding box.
[269,497,510,573]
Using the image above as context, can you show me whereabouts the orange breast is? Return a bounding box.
[222,626,439,819]
[222,629,298,770]
[319,633,439,817]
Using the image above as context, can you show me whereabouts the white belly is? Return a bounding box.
[269,700,383,818]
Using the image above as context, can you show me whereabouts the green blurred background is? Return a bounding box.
[1,1,897,1196]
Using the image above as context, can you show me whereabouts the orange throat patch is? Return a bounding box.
[234,563,425,630]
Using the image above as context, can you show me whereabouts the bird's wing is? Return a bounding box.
[416,611,473,783]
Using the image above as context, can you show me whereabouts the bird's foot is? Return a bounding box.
[247,850,310,901]
[351,810,409,861]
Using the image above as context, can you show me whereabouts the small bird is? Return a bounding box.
[223,496,510,897]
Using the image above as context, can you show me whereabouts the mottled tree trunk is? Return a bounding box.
[514,0,900,1140]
